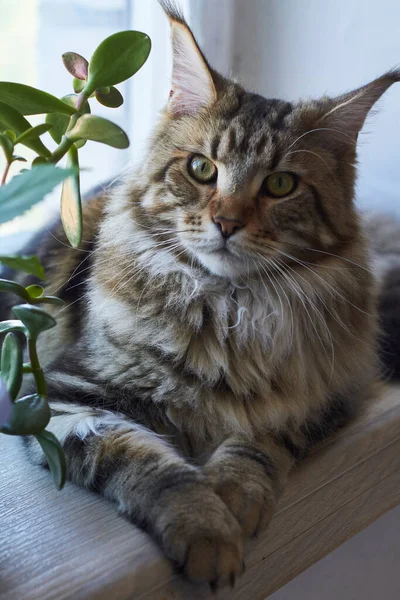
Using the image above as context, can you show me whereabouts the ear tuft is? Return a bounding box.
[158,0,186,25]
[319,68,400,137]
[159,0,217,117]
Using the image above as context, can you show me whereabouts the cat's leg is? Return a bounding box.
[203,395,353,537]
[25,399,243,586]
[203,433,294,537]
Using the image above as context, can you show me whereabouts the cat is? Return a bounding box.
[2,0,400,588]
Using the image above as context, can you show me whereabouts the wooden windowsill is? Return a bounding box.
[1,385,400,600]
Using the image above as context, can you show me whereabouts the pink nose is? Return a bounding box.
[212,216,244,239]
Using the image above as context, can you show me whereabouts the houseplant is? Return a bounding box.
[0,29,151,489]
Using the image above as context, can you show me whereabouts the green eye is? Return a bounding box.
[262,172,297,198]
[188,155,217,184]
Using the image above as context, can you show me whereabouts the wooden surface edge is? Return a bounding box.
[135,435,400,600]
[1,386,400,600]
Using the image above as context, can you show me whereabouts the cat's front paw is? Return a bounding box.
[155,487,244,586]
[205,468,276,538]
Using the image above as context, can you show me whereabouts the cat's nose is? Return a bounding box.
[212,216,244,239]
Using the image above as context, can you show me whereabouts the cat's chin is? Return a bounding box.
[195,250,255,279]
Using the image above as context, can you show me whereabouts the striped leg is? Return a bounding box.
[203,434,294,537]
[26,401,243,585]
[203,395,354,537]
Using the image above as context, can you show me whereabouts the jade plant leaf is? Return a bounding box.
[73,78,86,93]
[0,279,30,301]
[0,101,51,157]
[34,295,64,307]
[34,430,67,490]
[67,114,129,149]
[0,133,13,162]
[0,255,45,280]
[62,52,89,80]
[1,393,51,435]
[26,285,44,299]
[0,165,76,224]
[4,130,16,142]
[0,82,76,115]
[14,123,53,146]
[0,333,23,400]
[0,378,12,428]
[60,145,82,248]
[95,86,124,108]
[85,31,151,95]
[12,304,56,339]
[0,320,26,335]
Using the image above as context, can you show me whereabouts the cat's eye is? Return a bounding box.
[261,172,297,198]
[188,155,217,184]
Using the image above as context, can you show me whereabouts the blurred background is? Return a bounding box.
[0,0,400,247]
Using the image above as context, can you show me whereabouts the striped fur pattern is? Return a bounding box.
[3,0,399,588]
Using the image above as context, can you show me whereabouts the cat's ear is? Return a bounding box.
[319,69,400,137]
[159,1,217,117]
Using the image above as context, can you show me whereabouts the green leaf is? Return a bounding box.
[1,333,23,400]
[0,101,50,158]
[95,86,124,108]
[67,114,129,149]
[26,284,44,299]
[61,146,82,248]
[34,295,64,307]
[0,255,45,280]
[0,133,13,162]
[0,377,12,427]
[0,320,26,335]
[0,82,76,115]
[0,278,30,301]
[1,393,51,435]
[62,52,89,80]
[73,78,86,93]
[86,31,151,94]
[32,157,47,166]
[0,165,76,224]
[34,430,67,490]
[11,156,28,164]
[14,123,53,146]
[12,304,56,339]
[46,94,90,149]
[5,130,16,142]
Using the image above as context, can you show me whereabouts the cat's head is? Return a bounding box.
[134,0,399,279]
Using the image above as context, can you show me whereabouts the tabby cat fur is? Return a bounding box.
[2,0,400,588]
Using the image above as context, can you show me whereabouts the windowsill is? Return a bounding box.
[1,384,400,599]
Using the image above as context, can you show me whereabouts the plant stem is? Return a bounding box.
[75,89,90,112]
[1,160,11,185]
[49,89,90,164]
[49,135,75,163]
[28,338,47,397]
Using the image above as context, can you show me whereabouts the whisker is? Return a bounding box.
[272,256,336,381]
[286,127,355,152]
[265,244,373,316]
[285,149,333,174]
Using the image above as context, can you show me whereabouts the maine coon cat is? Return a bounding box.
[2,0,400,588]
